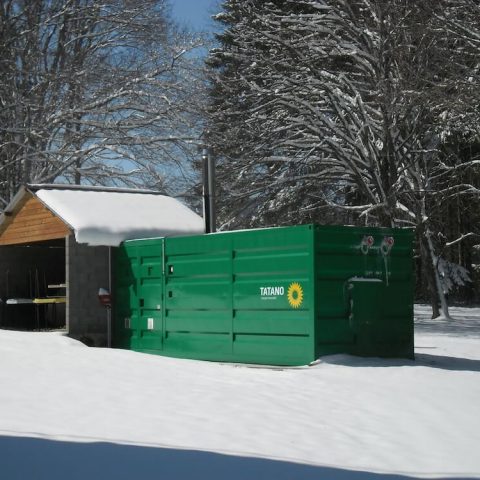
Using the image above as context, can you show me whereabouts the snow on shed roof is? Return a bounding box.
[27,185,204,246]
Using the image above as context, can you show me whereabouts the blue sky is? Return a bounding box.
[170,0,220,31]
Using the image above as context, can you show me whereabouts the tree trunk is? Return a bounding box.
[422,229,452,319]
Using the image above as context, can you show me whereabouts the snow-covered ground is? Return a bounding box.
[1,305,479,480]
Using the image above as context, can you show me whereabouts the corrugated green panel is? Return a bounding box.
[162,234,234,359]
[231,225,314,365]
[136,243,163,351]
[165,332,232,358]
[165,310,231,333]
[166,253,231,278]
[316,280,350,317]
[234,250,310,275]
[232,333,312,365]
[113,242,138,349]
[113,239,164,353]
[160,225,316,365]
[138,277,163,313]
[231,226,315,358]
[314,225,414,358]
[316,317,355,344]
[114,224,414,365]
[127,315,141,350]
[165,247,232,313]
[233,310,310,335]
[166,280,231,310]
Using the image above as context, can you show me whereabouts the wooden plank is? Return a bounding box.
[16,211,54,220]
[16,197,44,210]
[0,232,69,245]
[17,203,53,211]
[2,223,66,235]
[16,201,51,211]
[10,212,66,224]
[3,220,70,235]
[0,193,71,245]
[1,228,70,240]
[0,223,70,237]
[0,194,29,237]
[1,233,65,241]
[1,216,69,231]
[15,211,51,220]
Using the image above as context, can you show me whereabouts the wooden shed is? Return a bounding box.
[0,184,204,345]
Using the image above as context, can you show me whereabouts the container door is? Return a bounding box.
[137,242,164,351]
[348,278,384,356]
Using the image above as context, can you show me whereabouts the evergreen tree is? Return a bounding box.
[207,0,480,315]
[207,0,345,228]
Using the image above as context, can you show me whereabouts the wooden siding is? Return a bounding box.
[0,193,71,245]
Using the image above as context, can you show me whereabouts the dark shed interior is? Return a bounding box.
[0,239,66,330]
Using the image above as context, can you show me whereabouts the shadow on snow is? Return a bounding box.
[319,354,480,373]
[0,435,474,480]
[414,306,480,339]
[415,318,480,338]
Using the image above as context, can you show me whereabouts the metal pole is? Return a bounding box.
[202,147,211,233]
[107,247,112,348]
[107,308,111,349]
[207,148,216,233]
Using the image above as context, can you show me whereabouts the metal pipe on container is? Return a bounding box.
[202,147,216,233]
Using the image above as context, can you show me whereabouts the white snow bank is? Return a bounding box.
[0,306,479,479]
[35,189,204,246]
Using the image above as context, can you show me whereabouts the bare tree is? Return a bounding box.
[0,0,206,203]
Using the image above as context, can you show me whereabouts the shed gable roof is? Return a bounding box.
[0,185,204,246]
[0,192,71,245]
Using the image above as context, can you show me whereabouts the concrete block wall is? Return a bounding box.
[66,235,110,346]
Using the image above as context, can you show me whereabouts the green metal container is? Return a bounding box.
[113,224,414,365]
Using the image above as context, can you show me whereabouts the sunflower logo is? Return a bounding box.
[287,282,304,309]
